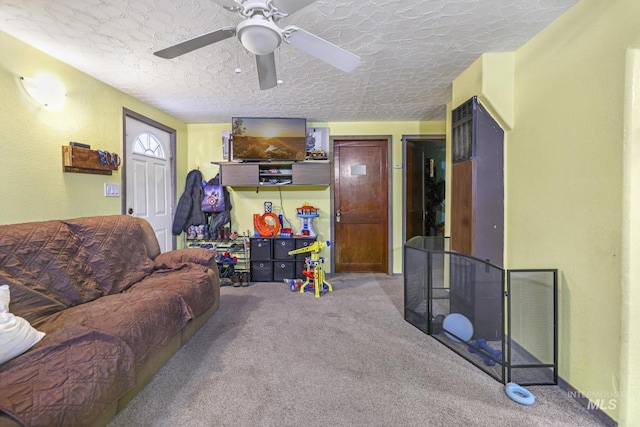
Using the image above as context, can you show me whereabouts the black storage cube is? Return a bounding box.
[273,238,295,259]
[251,238,272,260]
[273,261,295,281]
[251,261,273,282]
[294,238,316,259]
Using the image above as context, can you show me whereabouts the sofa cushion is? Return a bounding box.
[0,285,46,365]
[0,326,136,427]
[37,286,188,369]
[132,263,217,320]
[64,215,155,295]
[0,220,104,322]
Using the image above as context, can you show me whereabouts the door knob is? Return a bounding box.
[336,209,341,223]
[128,208,133,214]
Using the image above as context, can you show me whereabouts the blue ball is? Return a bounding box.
[442,313,474,343]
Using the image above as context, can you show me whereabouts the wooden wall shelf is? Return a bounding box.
[214,161,331,187]
[62,146,119,175]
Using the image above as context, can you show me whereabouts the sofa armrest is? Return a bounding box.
[153,248,217,271]
[132,217,161,260]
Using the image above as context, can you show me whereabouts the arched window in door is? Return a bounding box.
[132,132,166,159]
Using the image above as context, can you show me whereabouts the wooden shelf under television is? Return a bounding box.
[213,161,330,187]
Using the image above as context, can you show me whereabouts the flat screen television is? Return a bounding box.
[231,117,307,162]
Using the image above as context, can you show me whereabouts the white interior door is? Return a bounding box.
[125,115,173,252]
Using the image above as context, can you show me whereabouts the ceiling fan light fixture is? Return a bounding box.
[237,16,282,56]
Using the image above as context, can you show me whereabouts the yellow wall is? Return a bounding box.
[621,41,640,426]
[0,26,447,275]
[0,31,188,225]
[450,0,640,423]
[10,2,639,420]
[187,121,446,273]
[452,52,514,130]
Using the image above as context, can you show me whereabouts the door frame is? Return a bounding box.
[329,135,393,274]
[121,108,177,250]
[402,134,447,244]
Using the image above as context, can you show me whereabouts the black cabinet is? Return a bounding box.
[450,96,504,340]
[250,237,316,282]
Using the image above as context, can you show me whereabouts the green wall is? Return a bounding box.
[0,31,188,225]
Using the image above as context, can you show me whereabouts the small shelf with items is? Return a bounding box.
[258,164,293,185]
[62,145,120,175]
[184,221,250,273]
[214,161,330,187]
[186,235,250,273]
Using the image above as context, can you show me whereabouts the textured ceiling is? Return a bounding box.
[0,0,578,123]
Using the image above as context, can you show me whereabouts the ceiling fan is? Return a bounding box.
[154,0,362,90]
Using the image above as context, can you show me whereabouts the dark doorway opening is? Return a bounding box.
[404,137,446,242]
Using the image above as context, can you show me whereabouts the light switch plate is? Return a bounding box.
[104,183,120,197]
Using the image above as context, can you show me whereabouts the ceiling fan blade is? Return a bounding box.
[256,53,277,90]
[154,27,236,59]
[284,26,361,73]
[210,0,241,9]
[271,0,319,15]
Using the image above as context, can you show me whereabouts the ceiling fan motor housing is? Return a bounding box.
[237,14,283,55]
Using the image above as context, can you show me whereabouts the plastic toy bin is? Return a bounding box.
[251,238,272,259]
[251,261,272,282]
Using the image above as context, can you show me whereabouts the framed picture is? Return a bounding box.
[222,130,231,160]
[305,127,329,160]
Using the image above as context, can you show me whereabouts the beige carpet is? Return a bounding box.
[108,273,606,427]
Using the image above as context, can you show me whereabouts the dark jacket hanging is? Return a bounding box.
[172,169,205,235]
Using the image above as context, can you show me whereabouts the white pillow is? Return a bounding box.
[0,285,46,365]
[0,284,9,313]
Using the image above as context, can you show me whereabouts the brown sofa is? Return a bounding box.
[0,215,220,427]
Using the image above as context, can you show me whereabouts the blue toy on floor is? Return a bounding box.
[468,338,502,366]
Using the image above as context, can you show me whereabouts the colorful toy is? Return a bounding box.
[283,278,328,293]
[288,240,332,298]
[505,382,536,406]
[468,338,502,366]
[442,313,474,343]
[295,202,319,237]
[254,201,282,237]
[284,278,304,291]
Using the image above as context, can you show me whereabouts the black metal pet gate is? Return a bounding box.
[404,236,557,386]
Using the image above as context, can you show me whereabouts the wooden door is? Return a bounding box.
[333,139,389,273]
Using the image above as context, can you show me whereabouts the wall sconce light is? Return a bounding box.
[20,72,66,109]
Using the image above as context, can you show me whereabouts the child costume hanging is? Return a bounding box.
[203,174,232,236]
[201,180,227,213]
